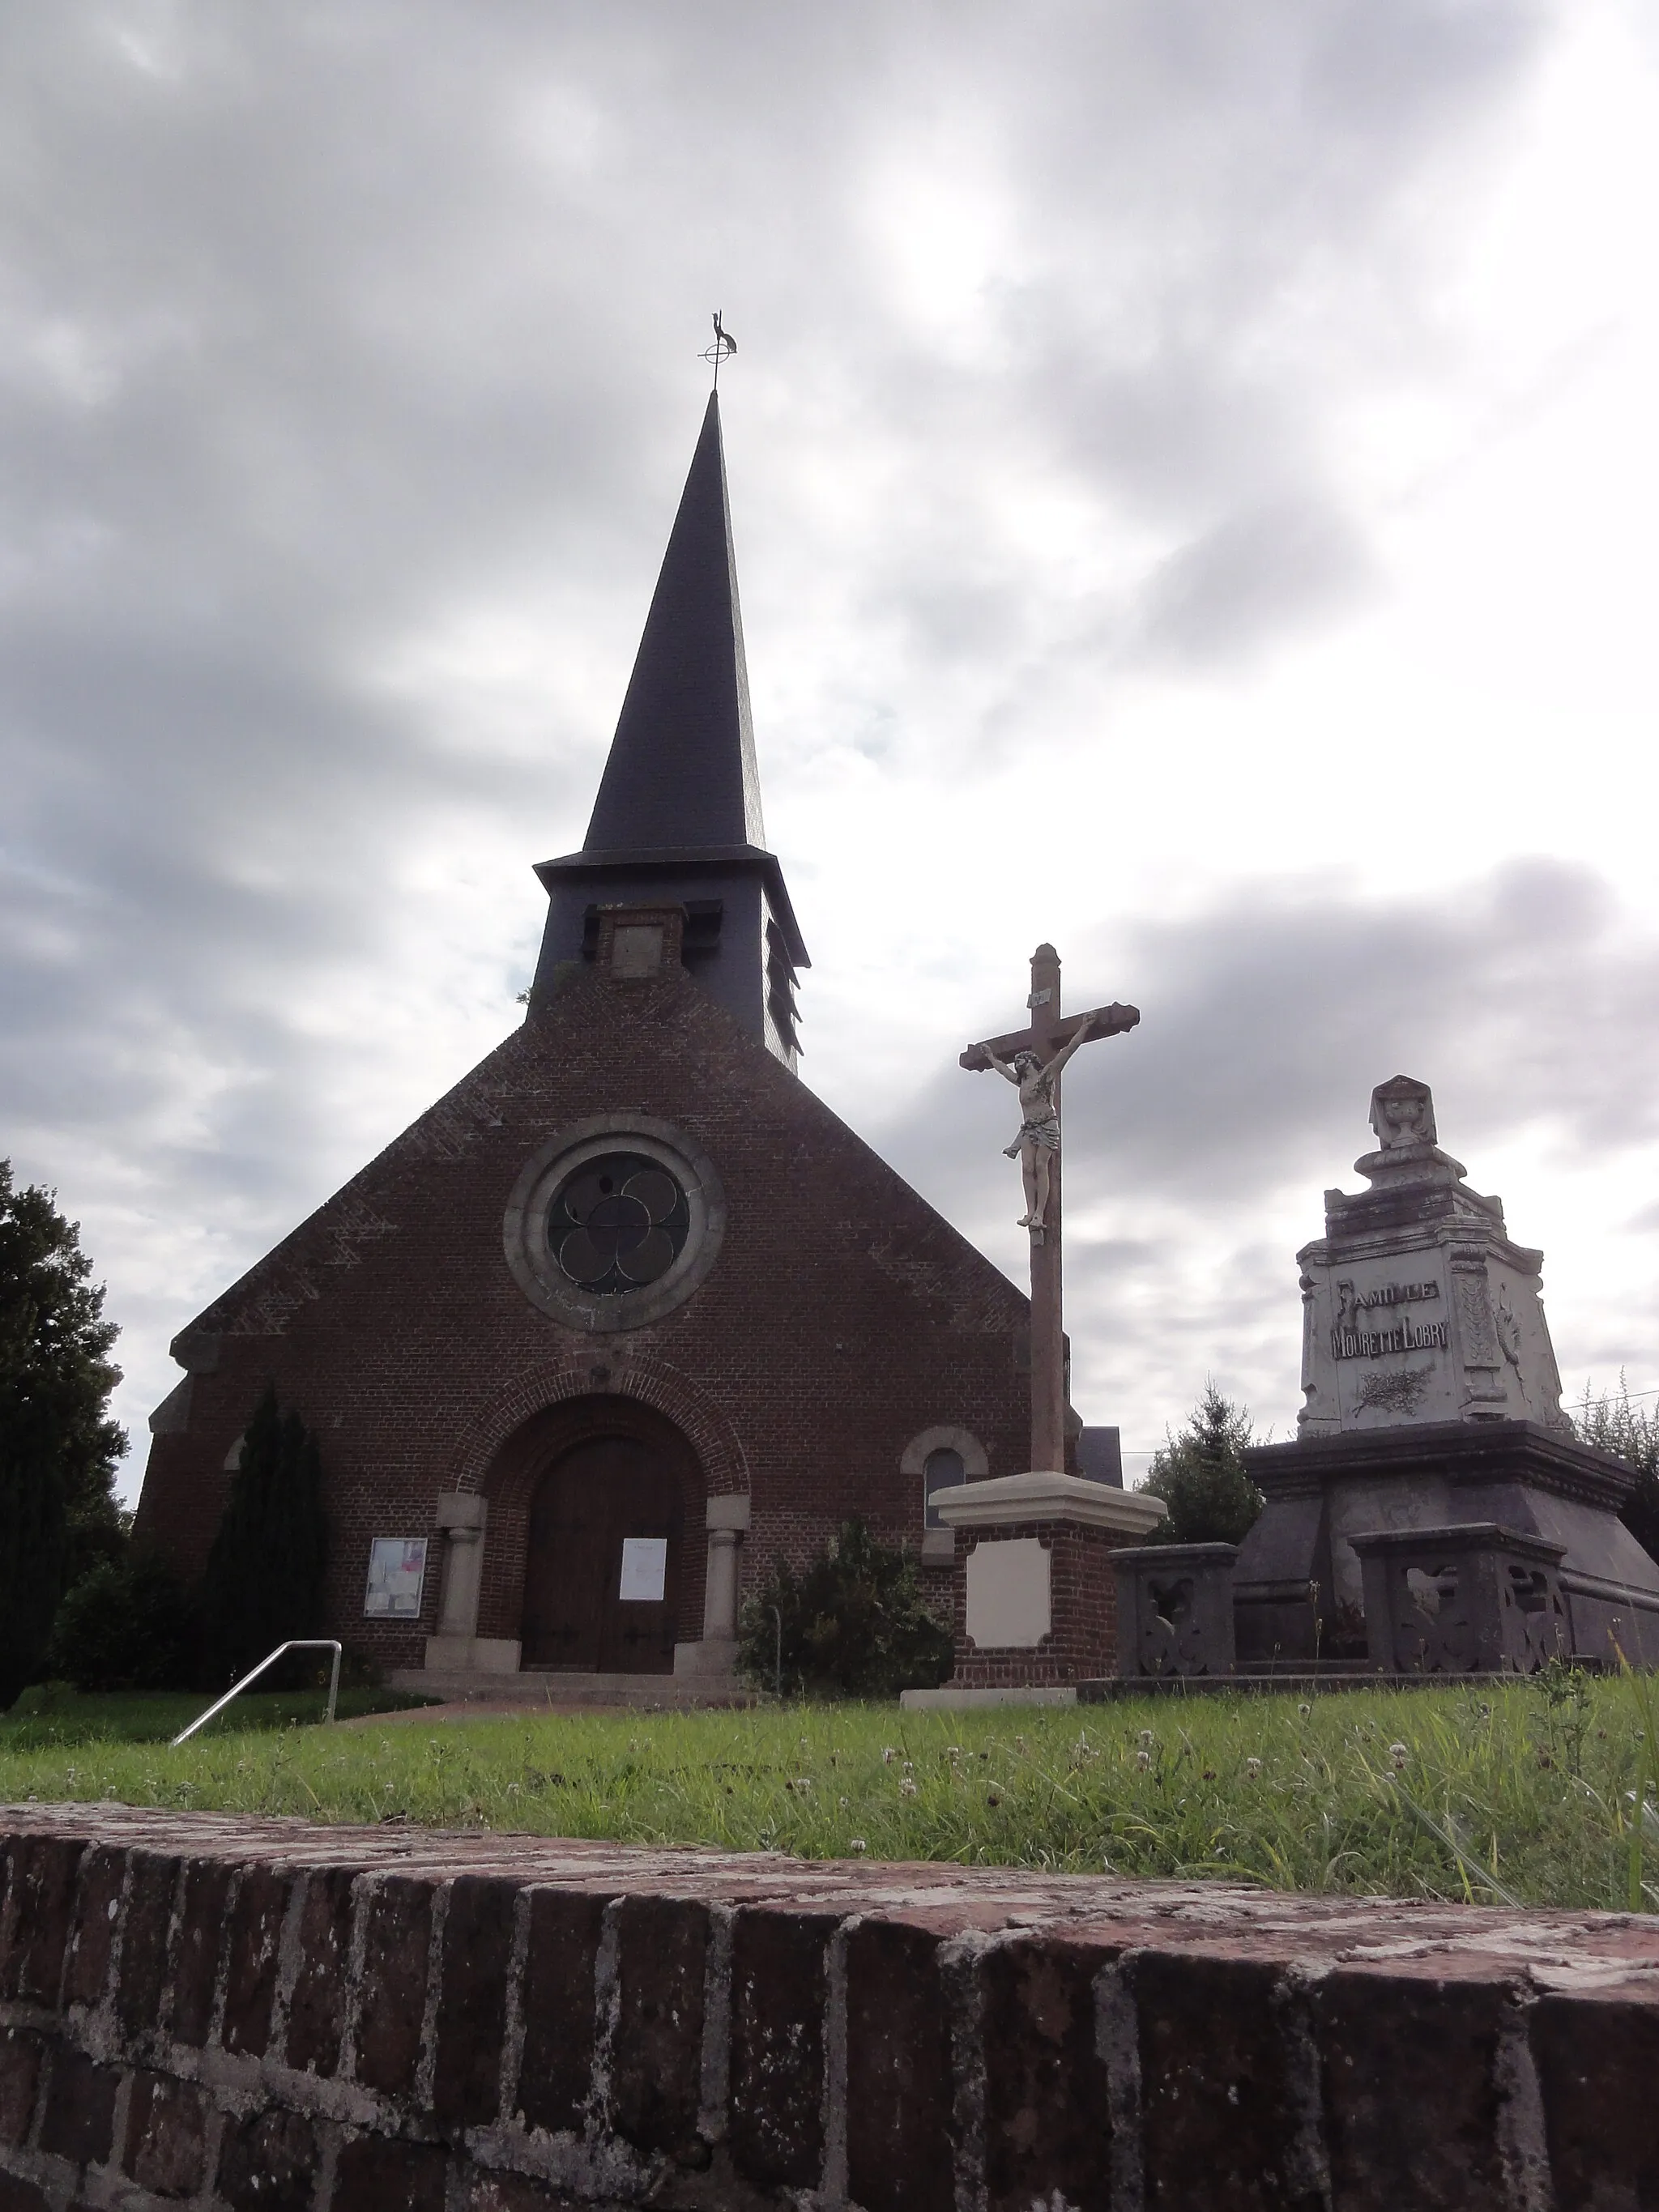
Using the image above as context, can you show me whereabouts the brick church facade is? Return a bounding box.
[134,394,1040,1688]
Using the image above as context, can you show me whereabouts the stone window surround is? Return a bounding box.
[502,1113,727,1333]
[900,1424,989,1564]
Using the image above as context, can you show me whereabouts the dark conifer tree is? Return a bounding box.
[0,1161,126,1704]
[1141,1380,1264,1546]
[201,1384,330,1682]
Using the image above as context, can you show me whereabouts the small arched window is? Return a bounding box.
[923,1446,966,1529]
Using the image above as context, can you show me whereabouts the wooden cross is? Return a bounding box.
[962,943,1139,1475]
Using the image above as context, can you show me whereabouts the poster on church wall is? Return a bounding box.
[618,1536,668,1603]
[364,1537,429,1619]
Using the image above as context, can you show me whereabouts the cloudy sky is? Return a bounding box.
[5,0,1659,1496]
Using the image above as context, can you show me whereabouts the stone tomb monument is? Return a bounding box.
[1226,1077,1659,1670]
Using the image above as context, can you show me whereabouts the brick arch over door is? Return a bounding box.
[447,1353,749,1501]
[472,1393,711,1652]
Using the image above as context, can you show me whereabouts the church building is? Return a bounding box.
[134,394,1045,1691]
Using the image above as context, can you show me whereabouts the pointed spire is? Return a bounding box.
[582,393,765,855]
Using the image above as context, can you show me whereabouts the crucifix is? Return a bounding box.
[962,943,1139,1476]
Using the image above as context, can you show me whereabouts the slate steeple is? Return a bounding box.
[531,392,808,1066]
[582,394,766,857]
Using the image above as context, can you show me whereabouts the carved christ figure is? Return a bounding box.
[977,1012,1098,1230]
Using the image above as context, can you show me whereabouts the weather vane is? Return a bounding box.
[700,310,737,388]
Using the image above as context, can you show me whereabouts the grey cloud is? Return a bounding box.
[868,859,1659,1435]
[0,1,1579,1468]
[1130,494,1376,662]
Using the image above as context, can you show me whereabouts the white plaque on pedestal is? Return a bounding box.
[966,1537,1051,1648]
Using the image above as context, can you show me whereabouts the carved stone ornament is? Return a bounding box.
[1369,1075,1438,1150]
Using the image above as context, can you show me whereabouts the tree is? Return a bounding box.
[200,1385,330,1683]
[1140,1380,1264,1546]
[1574,1377,1659,1562]
[0,1161,126,1704]
[47,1552,202,1692]
[737,1519,953,1697]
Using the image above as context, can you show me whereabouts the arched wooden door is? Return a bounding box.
[521,1433,684,1673]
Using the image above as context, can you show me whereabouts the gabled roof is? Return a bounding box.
[582,391,766,857]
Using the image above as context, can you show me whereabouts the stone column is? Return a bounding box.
[424,1494,520,1676]
[703,1528,742,1640]
[674,1494,751,1681]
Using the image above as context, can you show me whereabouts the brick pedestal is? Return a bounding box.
[907,1471,1166,1703]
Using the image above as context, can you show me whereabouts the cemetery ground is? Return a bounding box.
[5,1670,1659,1915]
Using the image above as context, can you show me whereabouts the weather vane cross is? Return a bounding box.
[700,310,737,388]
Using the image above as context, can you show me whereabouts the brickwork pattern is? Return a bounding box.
[134,966,1030,1669]
[4,1803,1658,2210]
[951,1521,1131,1689]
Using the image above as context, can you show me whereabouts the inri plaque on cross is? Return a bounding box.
[962,944,1138,1476]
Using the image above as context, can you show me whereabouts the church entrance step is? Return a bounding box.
[388,1668,754,1711]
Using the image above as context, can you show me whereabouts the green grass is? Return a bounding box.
[4,1670,1659,1911]
[0,1683,433,1751]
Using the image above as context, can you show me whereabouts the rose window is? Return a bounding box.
[548,1152,691,1294]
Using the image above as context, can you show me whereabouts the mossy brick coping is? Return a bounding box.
[2,1805,1657,2210]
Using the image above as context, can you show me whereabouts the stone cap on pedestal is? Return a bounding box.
[1111,1540,1239,1568]
[1246,1420,1636,1513]
[1346,1520,1568,1567]
[933,1470,1167,1536]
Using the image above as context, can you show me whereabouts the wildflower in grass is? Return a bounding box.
[899,1777,919,1799]
[1135,1750,1152,1771]
[881,1746,897,1764]
[1389,1742,1410,1771]
[838,1796,848,1808]
[1138,1728,1154,1749]
[1245,1758,1262,1778]
[1014,1735,1029,1753]
[793,1777,812,1794]
[850,1837,868,1853]
[902,1760,914,1778]
[1298,1703,1311,1718]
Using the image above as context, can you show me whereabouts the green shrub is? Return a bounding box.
[46,1552,203,1692]
[1141,1380,1265,1546]
[1575,1377,1659,1562]
[737,1518,953,1697]
[201,1386,329,1686]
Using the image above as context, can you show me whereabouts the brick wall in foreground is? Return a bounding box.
[2,1804,1658,2212]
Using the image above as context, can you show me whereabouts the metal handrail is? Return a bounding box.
[170,1640,343,1747]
